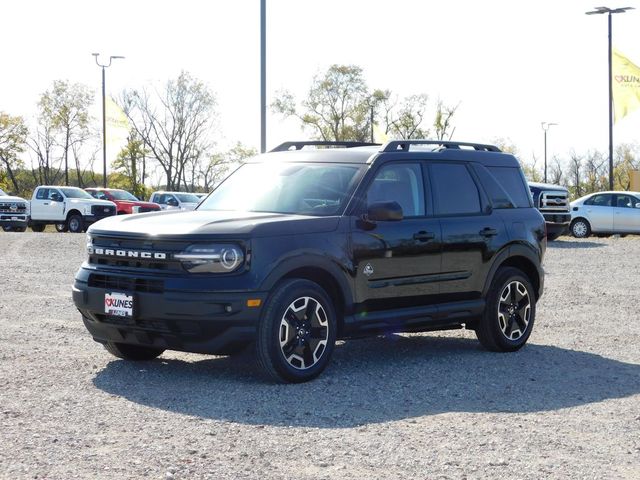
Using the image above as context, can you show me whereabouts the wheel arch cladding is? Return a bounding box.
[263,261,352,337]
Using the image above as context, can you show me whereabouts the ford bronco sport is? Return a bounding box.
[73,140,546,383]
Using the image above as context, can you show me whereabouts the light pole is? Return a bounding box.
[92,53,124,188]
[541,122,558,183]
[585,6,633,190]
[260,0,266,153]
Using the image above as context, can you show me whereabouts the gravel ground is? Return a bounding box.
[1,232,639,479]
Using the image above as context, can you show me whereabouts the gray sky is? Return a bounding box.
[2,0,640,165]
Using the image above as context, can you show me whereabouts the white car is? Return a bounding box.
[149,191,201,211]
[30,186,116,233]
[570,191,640,238]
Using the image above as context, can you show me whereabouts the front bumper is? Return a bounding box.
[72,268,267,354]
[0,216,28,228]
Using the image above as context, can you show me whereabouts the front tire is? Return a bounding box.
[55,222,68,233]
[475,267,535,352]
[67,214,84,233]
[256,279,337,383]
[2,226,13,232]
[104,342,164,360]
[571,218,591,238]
[30,224,45,232]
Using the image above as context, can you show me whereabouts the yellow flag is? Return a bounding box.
[105,96,130,161]
[373,123,389,143]
[612,49,640,123]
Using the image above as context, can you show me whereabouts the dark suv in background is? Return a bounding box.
[528,182,571,241]
[73,140,546,383]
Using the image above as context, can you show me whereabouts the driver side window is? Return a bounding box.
[366,163,425,217]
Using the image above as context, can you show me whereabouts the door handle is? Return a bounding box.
[480,227,498,237]
[43,202,49,205]
[413,231,435,242]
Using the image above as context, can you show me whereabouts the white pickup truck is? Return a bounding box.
[0,188,30,232]
[30,186,116,233]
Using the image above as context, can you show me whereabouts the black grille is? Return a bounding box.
[91,205,116,216]
[88,234,187,271]
[88,274,164,293]
[138,206,159,213]
[0,202,27,213]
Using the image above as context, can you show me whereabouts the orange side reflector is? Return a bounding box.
[247,299,262,308]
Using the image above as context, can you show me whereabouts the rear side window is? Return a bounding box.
[430,163,481,215]
[486,167,532,208]
[471,164,515,209]
[585,194,612,207]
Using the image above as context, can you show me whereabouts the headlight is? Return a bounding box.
[86,234,93,255]
[174,244,244,273]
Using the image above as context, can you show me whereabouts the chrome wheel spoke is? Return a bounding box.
[497,280,531,341]
[279,296,330,371]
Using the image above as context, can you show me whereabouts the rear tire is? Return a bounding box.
[256,279,337,383]
[68,214,84,233]
[571,218,591,238]
[104,342,164,360]
[30,224,45,232]
[475,267,536,352]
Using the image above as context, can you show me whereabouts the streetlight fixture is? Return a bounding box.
[92,53,125,188]
[585,6,634,190]
[541,122,558,183]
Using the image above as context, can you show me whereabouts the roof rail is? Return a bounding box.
[380,140,502,153]
[270,141,380,152]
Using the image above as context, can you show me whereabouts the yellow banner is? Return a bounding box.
[105,96,130,160]
[612,49,640,123]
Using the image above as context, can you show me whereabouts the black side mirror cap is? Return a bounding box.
[367,201,403,222]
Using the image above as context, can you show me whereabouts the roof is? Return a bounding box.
[255,141,519,167]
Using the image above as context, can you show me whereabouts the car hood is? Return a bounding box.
[528,181,568,192]
[68,198,116,207]
[88,210,341,238]
[114,200,159,208]
[0,195,28,203]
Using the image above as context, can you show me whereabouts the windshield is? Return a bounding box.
[0,188,6,196]
[109,190,139,201]
[199,162,364,216]
[175,193,201,203]
[60,187,93,199]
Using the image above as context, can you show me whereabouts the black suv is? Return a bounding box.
[73,140,545,383]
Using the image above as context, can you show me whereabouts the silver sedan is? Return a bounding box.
[570,191,640,238]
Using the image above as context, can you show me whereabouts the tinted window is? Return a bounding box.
[36,188,49,200]
[471,164,515,209]
[585,194,612,207]
[614,195,636,208]
[486,167,531,208]
[430,163,481,215]
[366,163,425,217]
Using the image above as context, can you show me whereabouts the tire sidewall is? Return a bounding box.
[484,268,536,351]
[571,219,589,238]
[55,222,68,233]
[257,279,337,383]
[68,215,83,233]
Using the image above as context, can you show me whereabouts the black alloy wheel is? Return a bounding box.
[475,267,536,352]
[256,279,337,383]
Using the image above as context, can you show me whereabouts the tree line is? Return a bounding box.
[2,64,639,200]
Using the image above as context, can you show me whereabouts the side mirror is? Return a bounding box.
[51,194,63,202]
[166,198,179,207]
[367,201,403,222]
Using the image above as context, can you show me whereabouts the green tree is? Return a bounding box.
[0,112,29,193]
[38,80,94,186]
[113,131,150,199]
[273,64,372,141]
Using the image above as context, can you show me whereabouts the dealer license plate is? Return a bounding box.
[104,292,134,317]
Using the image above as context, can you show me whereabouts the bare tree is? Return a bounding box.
[433,100,458,141]
[567,151,583,198]
[121,71,217,190]
[38,80,94,185]
[29,112,63,186]
[548,156,564,185]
